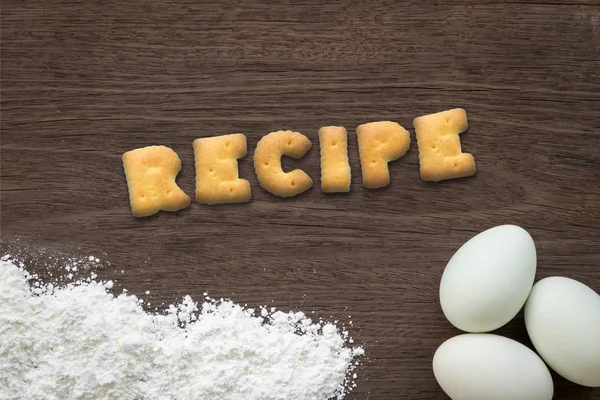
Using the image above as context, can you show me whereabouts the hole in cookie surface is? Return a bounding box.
[291,181,295,186]
[331,141,337,146]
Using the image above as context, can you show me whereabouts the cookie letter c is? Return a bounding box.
[253,130,313,197]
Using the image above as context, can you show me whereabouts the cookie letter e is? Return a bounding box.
[414,108,476,182]
[193,134,251,204]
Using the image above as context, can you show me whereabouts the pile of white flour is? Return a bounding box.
[0,256,363,400]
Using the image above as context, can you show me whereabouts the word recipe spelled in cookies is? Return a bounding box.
[122,108,476,217]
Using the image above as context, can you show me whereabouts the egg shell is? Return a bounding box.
[525,276,600,387]
[433,334,554,400]
[440,225,536,332]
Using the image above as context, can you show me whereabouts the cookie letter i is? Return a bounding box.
[318,126,351,193]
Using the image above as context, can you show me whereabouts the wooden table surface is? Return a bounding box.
[1,1,599,399]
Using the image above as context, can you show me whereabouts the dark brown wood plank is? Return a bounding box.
[1,0,599,398]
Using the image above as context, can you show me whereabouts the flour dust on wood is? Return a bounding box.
[0,256,364,400]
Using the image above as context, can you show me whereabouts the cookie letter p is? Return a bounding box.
[413,108,476,182]
[356,121,411,189]
[254,130,313,197]
[122,146,191,217]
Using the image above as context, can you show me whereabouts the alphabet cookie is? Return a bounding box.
[413,108,476,182]
[122,145,191,217]
[356,121,411,189]
[193,134,251,204]
[253,130,313,197]
[318,126,351,193]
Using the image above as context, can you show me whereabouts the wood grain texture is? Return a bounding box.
[1,0,599,398]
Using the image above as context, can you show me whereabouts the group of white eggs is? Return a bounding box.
[433,225,600,400]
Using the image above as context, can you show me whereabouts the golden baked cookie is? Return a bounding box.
[253,130,313,197]
[413,108,476,182]
[318,126,351,193]
[356,121,411,189]
[122,145,190,217]
[193,134,251,204]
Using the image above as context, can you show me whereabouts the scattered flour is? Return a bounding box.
[0,256,363,400]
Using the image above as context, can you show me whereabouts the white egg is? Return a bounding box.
[433,334,553,400]
[440,225,536,332]
[525,276,600,387]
